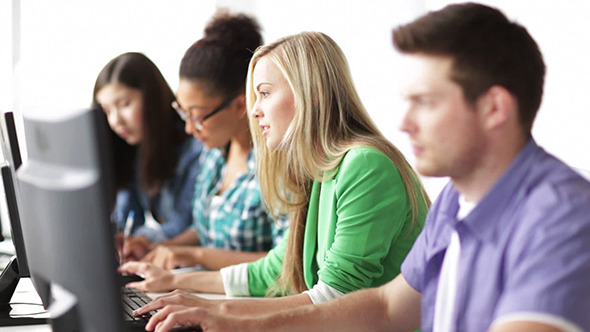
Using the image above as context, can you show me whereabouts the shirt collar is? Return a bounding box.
[444,138,541,243]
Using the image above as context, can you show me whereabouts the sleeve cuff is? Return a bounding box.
[302,280,345,304]
[220,263,251,297]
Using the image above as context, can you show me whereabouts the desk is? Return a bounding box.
[0,277,231,331]
[0,278,50,331]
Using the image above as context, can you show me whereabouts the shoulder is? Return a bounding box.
[177,137,203,166]
[520,150,590,219]
[338,147,396,172]
[333,146,405,195]
[506,152,590,256]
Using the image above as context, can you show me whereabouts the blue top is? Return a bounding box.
[191,147,287,251]
[111,137,203,243]
[402,139,590,331]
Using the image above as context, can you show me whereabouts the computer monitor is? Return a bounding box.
[0,112,29,276]
[0,110,24,242]
[0,111,49,325]
[15,107,129,331]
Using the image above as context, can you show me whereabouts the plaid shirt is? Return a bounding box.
[191,146,286,251]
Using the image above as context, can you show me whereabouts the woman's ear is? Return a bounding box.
[233,94,247,117]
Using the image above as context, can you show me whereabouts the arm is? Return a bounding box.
[141,245,268,270]
[318,148,417,294]
[251,274,421,332]
[137,288,314,320]
[121,229,199,262]
[119,261,225,294]
[194,247,267,270]
[142,274,421,332]
[159,228,200,246]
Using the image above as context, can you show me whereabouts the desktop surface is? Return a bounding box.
[0,277,49,330]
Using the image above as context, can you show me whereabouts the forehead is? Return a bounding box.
[400,54,455,96]
[253,56,285,85]
[96,82,139,102]
[176,79,207,98]
[175,79,221,108]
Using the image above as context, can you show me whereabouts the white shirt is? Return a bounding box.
[433,195,474,332]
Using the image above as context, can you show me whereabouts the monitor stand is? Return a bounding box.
[0,257,47,325]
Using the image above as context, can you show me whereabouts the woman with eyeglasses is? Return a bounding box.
[93,52,203,253]
[121,11,287,271]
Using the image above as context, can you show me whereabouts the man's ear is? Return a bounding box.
[478,85,518,130]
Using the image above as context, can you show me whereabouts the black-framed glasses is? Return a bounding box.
[172,96,235,131]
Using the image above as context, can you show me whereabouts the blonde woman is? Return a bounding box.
[121,31,429,330]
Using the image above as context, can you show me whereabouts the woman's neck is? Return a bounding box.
[218,126,252,195]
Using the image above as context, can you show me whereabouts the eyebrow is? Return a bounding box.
[101,96,126,108]
[402,90,439,100]
[256,83,271,91]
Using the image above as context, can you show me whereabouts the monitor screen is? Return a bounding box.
[0,111,49,325]
[16,107,129,331]
[0,111,29,276]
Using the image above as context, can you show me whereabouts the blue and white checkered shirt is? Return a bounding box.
[191,146,286,251]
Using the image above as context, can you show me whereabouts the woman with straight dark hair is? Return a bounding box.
[93,52,203,250]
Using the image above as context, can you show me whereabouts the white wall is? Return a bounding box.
[16,0,218,111]
[0,0,17,115]
[6,0,590,200]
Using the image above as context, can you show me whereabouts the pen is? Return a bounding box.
[121,210,135,266]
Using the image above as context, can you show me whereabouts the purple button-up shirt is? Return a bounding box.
[402,139,590,331]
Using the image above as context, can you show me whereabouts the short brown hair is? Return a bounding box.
[392,2,545,135]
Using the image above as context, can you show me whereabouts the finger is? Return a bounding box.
[145,304,181,331]
[157,309,201,332]
[122,240,133,256]
[133,296,162,316]
[134,290,180,316]
[118,261,140,274]
[119,261,150,275]
[125,280,146,291]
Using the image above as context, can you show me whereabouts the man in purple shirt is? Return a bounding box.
[129,3,590,332]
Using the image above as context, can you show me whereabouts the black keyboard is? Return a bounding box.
[120,287,203,332]
[121,287,156,322]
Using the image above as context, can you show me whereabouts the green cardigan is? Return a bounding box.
[247,147,427,295]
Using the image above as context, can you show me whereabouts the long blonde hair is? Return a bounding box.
[246,32,430,294]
